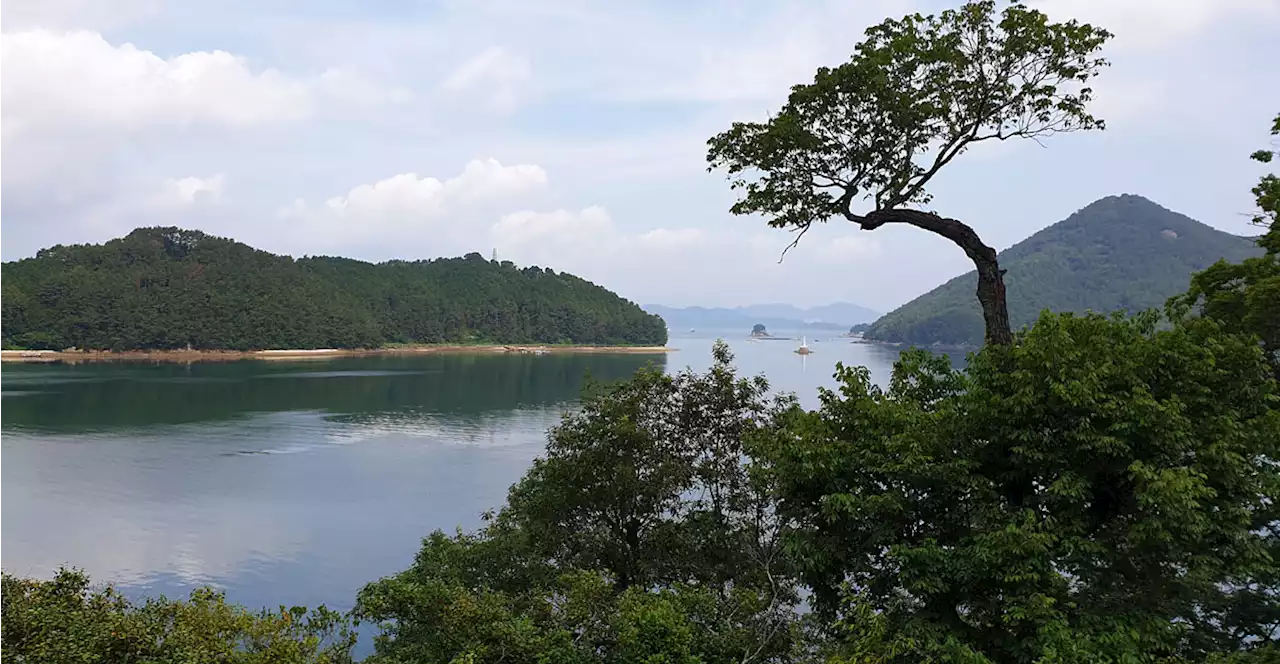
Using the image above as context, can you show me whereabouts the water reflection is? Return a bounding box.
[1,353,663,432]
[2,353,663,608]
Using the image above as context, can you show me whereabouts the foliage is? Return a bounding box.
[354,342,806,663]
[0,567,355,663]
[754,323,770,335]
[867,195,1263,346]
[0,227,667,350]
[706,0,1111,229]
[849,323,871,335]
[756,311,1280,662]
[1170,113,1280,377]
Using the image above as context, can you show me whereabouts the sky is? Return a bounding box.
[2,0,1278,313]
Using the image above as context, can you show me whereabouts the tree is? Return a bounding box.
[1171,113,1280,377]
[755,311,1280,662]
[707,1,1111,346]
[1,227,668,350]
[753,323,770,336]
[355,342,805,663]
[1,568,356,663]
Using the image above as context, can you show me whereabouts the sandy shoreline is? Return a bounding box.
[0,345,675,364]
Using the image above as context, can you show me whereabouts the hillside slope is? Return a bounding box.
[1,227,667,350]
[864,195,1263,346]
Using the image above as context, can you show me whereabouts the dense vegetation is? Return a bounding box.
[1,570,355,663]
[865,195,1263,346]
[0,227,667,350]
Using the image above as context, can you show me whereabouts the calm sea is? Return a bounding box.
[1,331,962,648]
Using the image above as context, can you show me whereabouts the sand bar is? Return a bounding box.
[1,345,675,364]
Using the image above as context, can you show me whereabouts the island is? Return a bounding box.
[1,227,670,357]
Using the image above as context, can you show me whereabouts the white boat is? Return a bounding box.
[794,336,813,355]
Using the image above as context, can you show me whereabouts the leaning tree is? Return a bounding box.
[707,1,1112,345]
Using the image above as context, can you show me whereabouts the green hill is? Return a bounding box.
[864,195,1264,346]
[0,227,667,350]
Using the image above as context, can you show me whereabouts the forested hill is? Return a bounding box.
[864,195,1264,346]
[0,227,668,350]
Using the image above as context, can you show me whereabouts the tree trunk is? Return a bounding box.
[855,208,1013,346]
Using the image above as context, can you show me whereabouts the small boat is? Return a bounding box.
[794,336,813,355]
[688,328,697,333]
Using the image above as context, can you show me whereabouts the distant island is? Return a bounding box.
[1,227,669,351]
[645,302,879,333]
[864,195,1265,347]
[750,324,772,338]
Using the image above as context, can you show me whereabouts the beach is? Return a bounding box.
[0,345,675,364]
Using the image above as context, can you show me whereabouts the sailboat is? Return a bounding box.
[794,336,813,355]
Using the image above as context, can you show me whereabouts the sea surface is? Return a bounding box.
[1,332,963,647]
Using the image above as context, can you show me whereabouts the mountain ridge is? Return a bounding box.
[1,227,668,350]
[863,194,1264,346]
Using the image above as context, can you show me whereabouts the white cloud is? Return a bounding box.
[636,228,707,250]
[494,206,613,248]
[1,30,312,138]
[155,174,226,207]
[0,28,411,256]
[440,47,532,113]
[276,159,549,256]
[298,159,547,219]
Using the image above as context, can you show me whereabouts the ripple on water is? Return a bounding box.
[1,390,52,397]
[256,370,435,379]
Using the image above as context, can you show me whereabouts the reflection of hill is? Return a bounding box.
[1,354,664,432]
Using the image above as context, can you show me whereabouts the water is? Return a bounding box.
[1,332,961,640]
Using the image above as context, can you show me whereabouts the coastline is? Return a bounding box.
[0,345,676,364]
[847,337,979,353]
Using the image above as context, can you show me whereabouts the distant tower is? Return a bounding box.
[492,248,498,262]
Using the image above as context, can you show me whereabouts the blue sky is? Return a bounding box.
[2,0,1277,312]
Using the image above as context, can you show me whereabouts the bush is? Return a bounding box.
[1,568,356,664]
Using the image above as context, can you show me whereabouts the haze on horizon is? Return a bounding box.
[2,0,1277,314]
